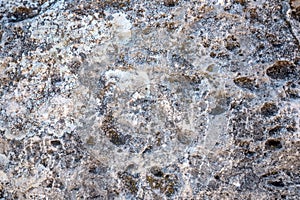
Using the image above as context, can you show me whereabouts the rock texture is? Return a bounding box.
[0,0,299,199]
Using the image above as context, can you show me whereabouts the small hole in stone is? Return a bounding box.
[150,166,164,177]
[51,140,61,147]
[265,139,282,150]
[268,180,284,187]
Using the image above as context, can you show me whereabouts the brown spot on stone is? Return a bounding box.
[234,76,256,91]
[291,0,300,20]
[164,0,178,7]
[177,130,194,144]
[233,0,247,6]
[10,7,36,22]
[86,136,96,145]
[68,60,81,74]
[266,61,297,80]
[260,102,279,117]
[225,35,240,51]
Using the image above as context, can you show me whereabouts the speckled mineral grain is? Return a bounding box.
[0,0,299,199]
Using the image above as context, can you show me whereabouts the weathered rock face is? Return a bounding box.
[0,0,299,199]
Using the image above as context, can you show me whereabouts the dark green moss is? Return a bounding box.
[101,113,127,146]
[118,172,138,194]
[146,173,178,197]
[108,129,126,146]
[146,175,162,189]
[234,77,257,91]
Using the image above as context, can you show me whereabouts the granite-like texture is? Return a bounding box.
[0,0,299,199]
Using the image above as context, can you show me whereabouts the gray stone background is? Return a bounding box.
[0,0,299,199]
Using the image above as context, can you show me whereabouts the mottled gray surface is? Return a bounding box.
[0,0,300,199]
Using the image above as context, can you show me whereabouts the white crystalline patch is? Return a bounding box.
[112,12,132,32]
[217,0,225,6]
[36,95,77,137]
[0,170,8,182]
[111,12,132,43]
[104,69,150,95]
[5,101,26,116]
[51,96,72,106]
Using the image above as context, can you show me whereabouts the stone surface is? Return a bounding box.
[0,0,299,199]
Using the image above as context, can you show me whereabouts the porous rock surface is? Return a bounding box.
[0,0,300,199]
